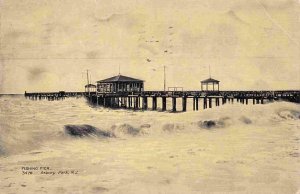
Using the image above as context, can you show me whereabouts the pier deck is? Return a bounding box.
[25,90,300,112]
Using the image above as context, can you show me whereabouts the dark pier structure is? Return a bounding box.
[24,74,300,112]
[24,91,88,101]
[84,89,300,112]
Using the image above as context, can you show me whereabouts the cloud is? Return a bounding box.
[28,67,47,81]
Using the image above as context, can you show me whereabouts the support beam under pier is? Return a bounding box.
[172,97,176,112]
[182,96,187,112]
[162,97,167,111]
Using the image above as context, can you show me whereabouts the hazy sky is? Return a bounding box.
[0,0,299,93]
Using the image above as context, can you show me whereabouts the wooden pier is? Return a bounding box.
[24,90,300,112]
[24,91,87,101]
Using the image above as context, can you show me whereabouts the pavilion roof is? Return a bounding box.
[97,74,144,83]
[85,84,96,88]
[201,77,220,83]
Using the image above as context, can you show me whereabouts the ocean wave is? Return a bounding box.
[111,124,144,136]
[276,109,300,120]
[162,123,185,132]
[239,116,252,124]
[1,96,299,157]
[197,117,231,129]
[64,124,115,138]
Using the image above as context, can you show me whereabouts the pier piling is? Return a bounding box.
[172,97,176,112]
[142,97,148,110]
[182,96,187,112]
[152,97,157,110]
[162,97,167,111]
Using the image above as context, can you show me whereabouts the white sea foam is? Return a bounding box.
[0,95,299,155]
[0,95,299,193]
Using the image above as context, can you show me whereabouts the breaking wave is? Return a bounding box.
[0,95,299,156]
[276,109,300,120]
[64,124,115,138]
[111,124,145,136]
[197,117,230,129]
[162,123,185,132]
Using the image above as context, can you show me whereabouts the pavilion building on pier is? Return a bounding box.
[201,78,220,91]
[96,74,144,93]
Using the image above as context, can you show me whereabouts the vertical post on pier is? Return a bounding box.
[162,97,167,111]
[256,98,260,104]
[104,97,107,107]
[196,97,199,111]
[123,97,125,107]
[129,97,132,108]
[193,97,195,111]
[246,98,248,105]
[134,97,139,110]
[142,96,148,110]
[209,97,212,108]
[109,97,112,107]
[100,97,104,106]
[253,98,255,105]
[182,96,187,112]
[152,96,157,110]
[203,97,207,109]
[261,98,264,104]
[110,97,114,108]
[172,97,176,112]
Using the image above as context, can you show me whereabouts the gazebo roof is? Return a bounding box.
[85,84,96,88]
[97,74,144,83]
[201,78,220,83]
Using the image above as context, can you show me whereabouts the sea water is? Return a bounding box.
[0,95,299,194]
